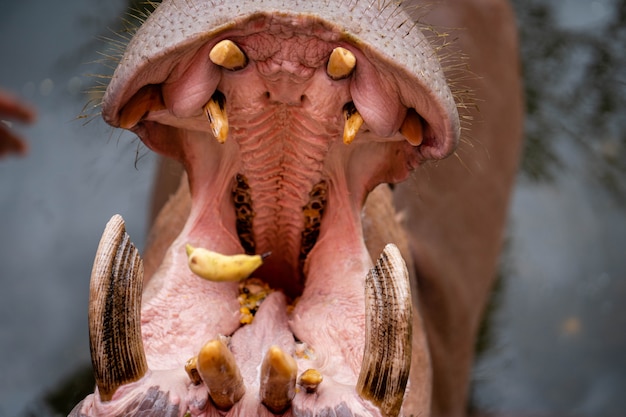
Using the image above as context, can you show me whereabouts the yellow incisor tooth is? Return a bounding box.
[343,104,364,145]
[260,345,298,414]
[327,47,356,80]
[185,244,264,282]
[209,39,247,70]
[298,369,323,393]
[197,339,245,411]
[184,356,202,385]
[204,95,228,143]
[399,108,424,146]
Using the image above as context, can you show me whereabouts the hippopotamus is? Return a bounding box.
[69,0,524,416]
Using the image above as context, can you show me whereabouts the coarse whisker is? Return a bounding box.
[451,150,474,175]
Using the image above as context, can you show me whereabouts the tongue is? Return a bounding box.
[224,292,297,415]
[230,292,296,386]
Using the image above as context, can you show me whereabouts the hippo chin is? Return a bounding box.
[70,0,523,416]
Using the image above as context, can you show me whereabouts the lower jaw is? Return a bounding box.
[78,182,416,417]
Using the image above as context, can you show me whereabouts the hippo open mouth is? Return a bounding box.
[70,1,460,416]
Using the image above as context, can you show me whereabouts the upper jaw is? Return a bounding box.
[82,2,460,416]
[100,6,460,297]
[102,3,459,160]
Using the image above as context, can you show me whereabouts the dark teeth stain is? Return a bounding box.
[299,180,327,274]
[232,173,256,254]
[343,101,358,119]
[209,90,226,114]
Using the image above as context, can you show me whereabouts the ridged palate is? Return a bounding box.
[233,104,335,268]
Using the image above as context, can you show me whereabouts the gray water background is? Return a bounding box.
[0,0,624,416]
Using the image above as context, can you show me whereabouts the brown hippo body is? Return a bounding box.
[71,1,523,416]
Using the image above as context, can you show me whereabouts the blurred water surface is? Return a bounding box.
[0,0,624,416]
[0,1,157,415]
[472,0,626,415]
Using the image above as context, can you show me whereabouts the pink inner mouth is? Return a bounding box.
[132,23,417,408]
[78,5,459,416]
[127,14,446,370]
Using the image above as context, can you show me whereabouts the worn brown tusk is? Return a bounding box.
[119,84,165,129]
[209,39,248,71]
[204,91,229,143]
[298,368,323,393]
[356,244,412,417]
[197,339,245,411]
[343,102,363,145]
[399,108,424,146]
[88,214,148,402]
[260,345,298,414]
[327,47,356,80]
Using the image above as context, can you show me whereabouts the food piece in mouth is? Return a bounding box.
[71,1,462,416]
[238,277,273,324]
[185,244,268,282]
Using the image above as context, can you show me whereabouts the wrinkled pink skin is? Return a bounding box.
[71,0,523,416]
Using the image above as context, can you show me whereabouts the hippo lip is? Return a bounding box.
[74,2,460,416]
